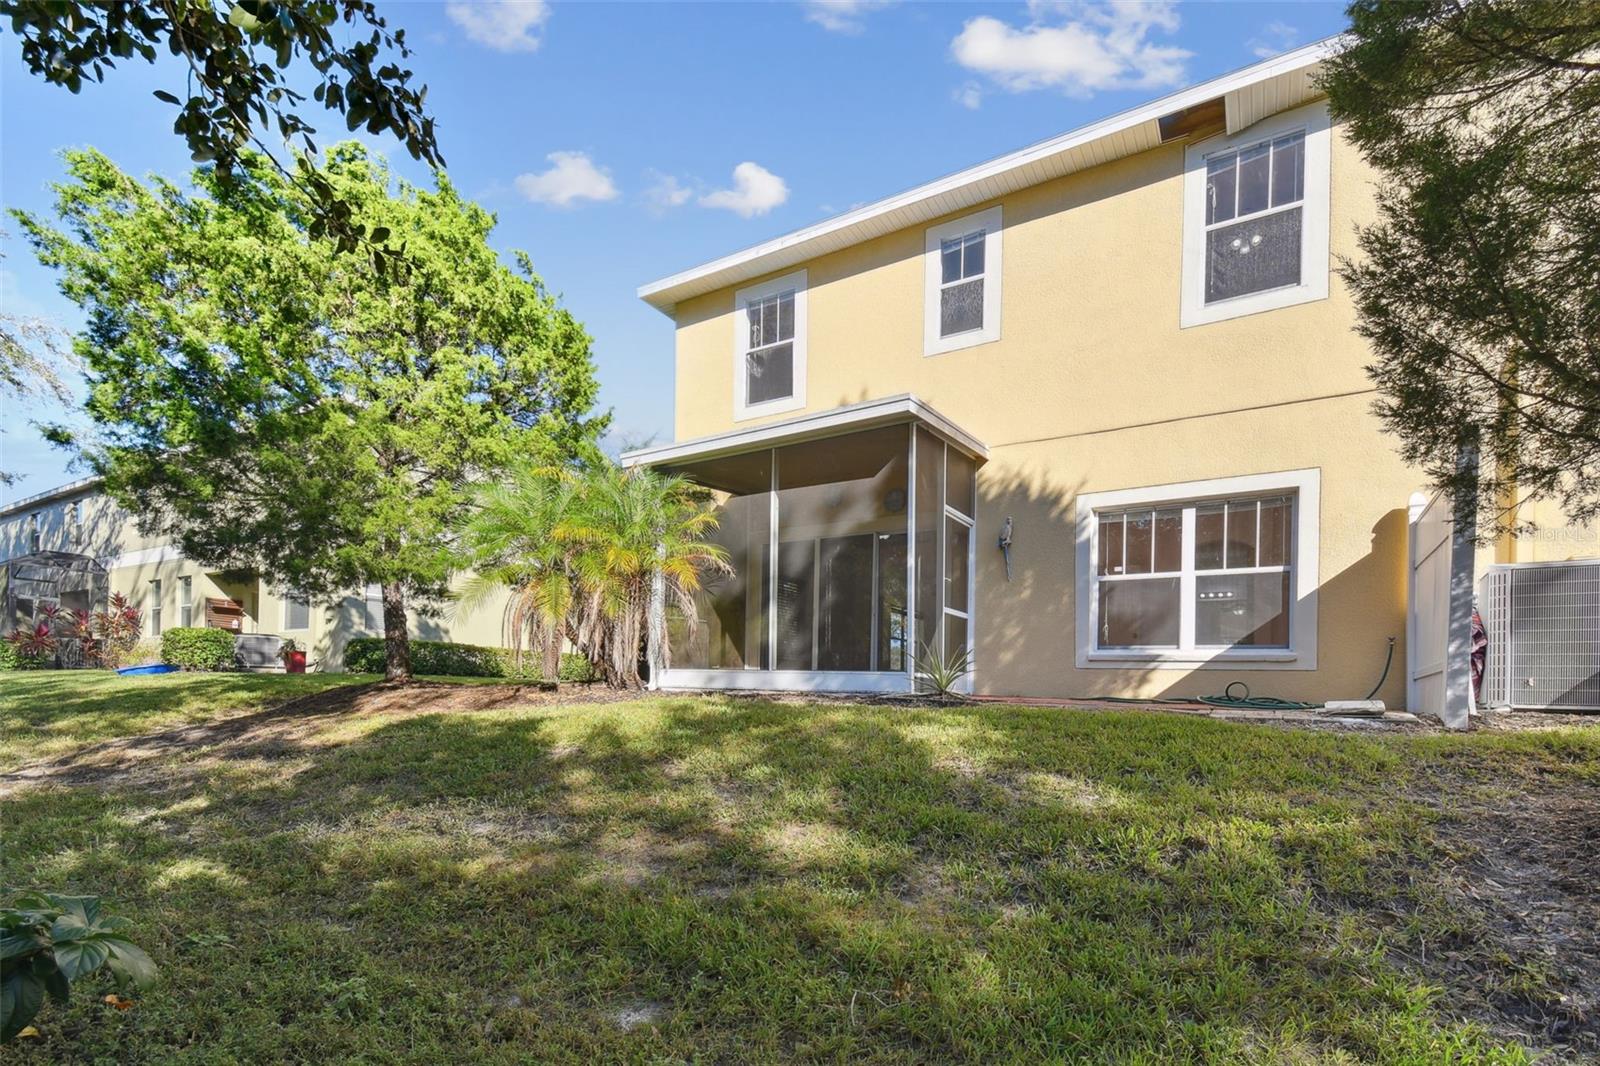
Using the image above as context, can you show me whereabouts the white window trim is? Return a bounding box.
[732,269,807,422]
[924,206,1002,356]
[1074,467,1320,670]
[1180,101,1330,328]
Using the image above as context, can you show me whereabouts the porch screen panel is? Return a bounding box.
[664,450,771,670]
[913,428,944,661]
[876,533,908,672]
[775,426,909,672]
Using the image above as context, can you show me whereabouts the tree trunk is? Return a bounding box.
[382,580,411,682]
[542,624,561,683]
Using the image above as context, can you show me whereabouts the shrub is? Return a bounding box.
[342,637,570,679]
[88,591,144,669]
[161,627,237,671]
[0,638,49,671]
[1,890,156,1043]
[126,637,163,666]
[558,652,597,683]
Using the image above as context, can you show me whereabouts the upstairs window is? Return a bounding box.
[733,270,807,421]
[1181,102,1330,327]
[925,206,1002,355]
[939,230,986,337]
[1204,132,1304,304]
[746,290,795,405]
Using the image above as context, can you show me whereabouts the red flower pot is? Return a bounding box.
[285,650,307,674]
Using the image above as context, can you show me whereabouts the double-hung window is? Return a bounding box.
[149,579,163,637]
[1076,469,1320,668]
[924,206,1001,355]
[1203,133,1304,304]
[1181,101,1330,327]
[178,576,193,628]
[733,270,806,420]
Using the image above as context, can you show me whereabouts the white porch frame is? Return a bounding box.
[625,395,987,695]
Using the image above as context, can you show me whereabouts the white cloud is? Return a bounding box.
[950,0,1190,98]
[953,82,984,110]
[699,162,789,218]
[802,0,895,34]
[514,152,619,208]
[445,0,550,53]
[1247,20,1300,60]
[644,170,693,211]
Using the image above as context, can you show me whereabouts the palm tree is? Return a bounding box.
[455,464,581,681]
[563,463,728,688]
[456,459,727,688]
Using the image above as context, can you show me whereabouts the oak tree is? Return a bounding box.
[15,145,606,680]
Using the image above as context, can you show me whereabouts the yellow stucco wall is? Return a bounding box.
[1496,493,1600,564]
[666,102,1428,704]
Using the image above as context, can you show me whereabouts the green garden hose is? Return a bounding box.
[1089,638,1398,712]
[1365,637,1396,701]
[1193,681,1317,711]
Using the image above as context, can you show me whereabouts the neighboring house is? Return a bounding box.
[0,478,509,670]
[623,39,1598,706]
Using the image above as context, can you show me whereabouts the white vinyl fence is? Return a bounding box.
[1406,490,1475,729]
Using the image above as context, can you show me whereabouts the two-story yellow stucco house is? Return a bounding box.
[5,40,1594,705]
[622,39,1596,709]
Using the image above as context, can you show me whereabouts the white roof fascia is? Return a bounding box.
[637,36,1343,315]
[620,393,988,469]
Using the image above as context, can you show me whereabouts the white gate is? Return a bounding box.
[1406,490,1475,728]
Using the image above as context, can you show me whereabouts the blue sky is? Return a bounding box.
[0,0,1349,505]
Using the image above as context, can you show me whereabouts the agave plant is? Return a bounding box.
[916,639,973,699]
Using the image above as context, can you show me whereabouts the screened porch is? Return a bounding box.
[626,396,985,693]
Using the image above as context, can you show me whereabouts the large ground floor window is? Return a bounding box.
[663,422,977,679]
[1096,494,1293,650]
[1075,468,1321,669]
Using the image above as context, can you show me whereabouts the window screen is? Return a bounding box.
[939,231,986,337]
[1203,132,1305,304]
[1097,495,1293,651]
[745,291,795,405]
[284,594,311,631]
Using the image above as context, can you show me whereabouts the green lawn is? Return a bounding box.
[2,672,1596,1063]
[0,670,373,772]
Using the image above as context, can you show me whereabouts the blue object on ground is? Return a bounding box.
[116,663,179,676]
